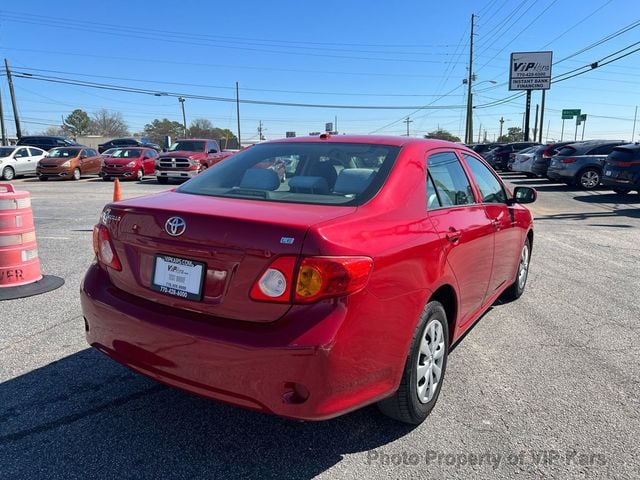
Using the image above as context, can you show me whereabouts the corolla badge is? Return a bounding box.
[165,216,187,236]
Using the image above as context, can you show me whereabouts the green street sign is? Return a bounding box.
[562,109,581,119]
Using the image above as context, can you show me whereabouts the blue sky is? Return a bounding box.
[0,0,638,143]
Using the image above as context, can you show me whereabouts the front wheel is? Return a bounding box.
[377,301,449,424]
[501,237,531,301]
[578,168,600,189]
[2,166,15,181]
[72,168,81,181]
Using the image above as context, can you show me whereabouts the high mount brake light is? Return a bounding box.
[250,256,373,304]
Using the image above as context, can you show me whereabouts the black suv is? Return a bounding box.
[98,138,162,153]
[16,136,78,151]
[601,143,640,194]
[485,142,540,170]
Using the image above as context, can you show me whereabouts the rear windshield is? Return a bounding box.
[556,146,577,156]
[177,142,400,206]
[108,148,142,158]
[48,148,81,157]
[168,141,206,152]
[609,147,640,162]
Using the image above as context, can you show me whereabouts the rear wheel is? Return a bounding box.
[502,237,531,301]
[613,188,630,195]
[377,301,449,424]
[157,176,169,184]
[2,166,15,181]
[578,168,600,189]
[72,168,81,181]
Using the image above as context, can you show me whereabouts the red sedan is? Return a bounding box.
[81,135,536,424]
[101,147,158,181]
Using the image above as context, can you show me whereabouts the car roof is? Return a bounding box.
[266,134,457,149]
[175,138,214,142]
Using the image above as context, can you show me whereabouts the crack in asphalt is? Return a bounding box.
[0,315,83,352]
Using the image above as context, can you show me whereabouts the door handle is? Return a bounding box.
[446,227,461,243]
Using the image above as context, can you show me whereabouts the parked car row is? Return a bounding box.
[471,140,640,193]
[1,136,237,183]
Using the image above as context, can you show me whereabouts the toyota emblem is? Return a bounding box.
[165,216,186,236]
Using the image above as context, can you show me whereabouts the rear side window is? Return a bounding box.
[609,147,640,162]
[427,152,474,207]
[589,144,620,155]
[463,154,507,204]
[178,142,400,206]
[556,146,576,156]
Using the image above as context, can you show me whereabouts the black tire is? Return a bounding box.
[39,176,48,181]
[613,188,630,195]
[102,176,111,182]
[2,166,15,181]
[577,168,601,190]
[377,301,449,424]
[501,237,531,301]
[72,168,81,181]
[157,176,169,184]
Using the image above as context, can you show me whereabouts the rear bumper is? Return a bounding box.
[80,263,403,420]
[601,176,639,190]
[546,166,574,182]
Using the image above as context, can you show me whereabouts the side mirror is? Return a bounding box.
[511,186,537,204]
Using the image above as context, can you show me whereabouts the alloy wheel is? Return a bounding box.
[518,242,530,290]
[580,170,600,189]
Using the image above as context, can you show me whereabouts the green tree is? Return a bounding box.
[63,109,91,137]
[143,118,185,145]
[424,129,461,143]
[498,127,523,143]
[91,109,128,136]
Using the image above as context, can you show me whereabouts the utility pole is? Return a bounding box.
[632,106,638,142]
[533,103,539,141]
[464,14,475,144]
[538,90,546,143]
[0,88,7,145]
[4,59,21,139]
[258,121,265,141]
[236,81,241,148]
[335,115,338,134]
[404,117,413,136]
[178,97,187,137]
[477,123,482,143]
[499,116,504,140]
[581,115,587,141]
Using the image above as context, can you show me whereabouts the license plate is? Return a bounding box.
[151,255,205,300]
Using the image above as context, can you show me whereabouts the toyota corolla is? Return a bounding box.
[81,134,536,424]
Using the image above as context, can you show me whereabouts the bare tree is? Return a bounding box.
[91,109,129,136]
[44,125,67,136]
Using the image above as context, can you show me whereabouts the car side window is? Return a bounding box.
[589,144,618,155]
[426,172,441,209]
[16,148,29,157]
[462,154,507,204]
[427,152,474,207]
[56,139,67,146]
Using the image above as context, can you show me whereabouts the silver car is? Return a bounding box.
[0,146,48,180]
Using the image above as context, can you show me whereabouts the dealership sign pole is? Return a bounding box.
[509,51,552,141]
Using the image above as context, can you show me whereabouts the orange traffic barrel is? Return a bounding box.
[0,184,64,300]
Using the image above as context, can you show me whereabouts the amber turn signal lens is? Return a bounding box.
[296,265,323,298]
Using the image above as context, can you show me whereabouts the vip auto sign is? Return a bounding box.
[509,51,553,91]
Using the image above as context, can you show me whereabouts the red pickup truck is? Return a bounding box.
[155,139,235,184]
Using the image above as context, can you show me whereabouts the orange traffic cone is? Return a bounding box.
[113,178,122,202]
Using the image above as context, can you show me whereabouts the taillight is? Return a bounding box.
[560,157,576,163]
[250,256,373,304]
[92,224,122,271]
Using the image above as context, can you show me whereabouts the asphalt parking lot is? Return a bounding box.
[1,174,639,479]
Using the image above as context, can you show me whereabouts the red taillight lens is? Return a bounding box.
[250,256,373,304]
[295,256,373,303]
[560,157,576,163]
[92,224,122,271]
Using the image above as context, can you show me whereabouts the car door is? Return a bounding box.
[87,149,101,173]
[143,149,157,174]
[13,147,31,175]
[25,148,45,174]
[462,153,523,298]
[426,150,495,329]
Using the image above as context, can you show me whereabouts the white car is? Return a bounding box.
[0,146,48,180]
[511,146,540,175]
